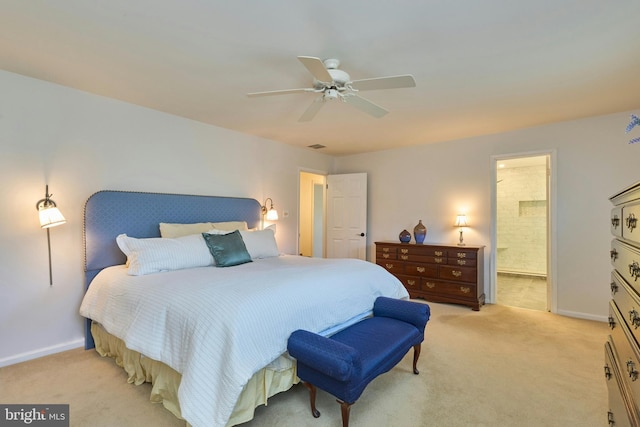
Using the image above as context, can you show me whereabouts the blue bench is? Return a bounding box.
[287,297,430,427]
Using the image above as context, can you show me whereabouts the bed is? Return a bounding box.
[79,190,409,427]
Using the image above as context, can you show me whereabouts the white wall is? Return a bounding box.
[334,111,640,320]
[0,70,333,366]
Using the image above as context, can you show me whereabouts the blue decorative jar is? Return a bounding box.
[399,229,411,243]
[413,220,427,244]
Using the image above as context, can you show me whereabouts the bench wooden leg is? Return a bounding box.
[412,343,421,374]
[302,382,321,418]
[337,399,354,427]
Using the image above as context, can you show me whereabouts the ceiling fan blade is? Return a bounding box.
[350,74,416,91]
[298,56,333,83]
[344,95,389,118]
[247,88,314,97]
[299,97,325,122]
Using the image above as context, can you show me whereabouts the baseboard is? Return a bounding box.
[0,338,85,368]
[556,309,608,323]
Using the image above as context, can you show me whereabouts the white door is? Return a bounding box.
[326,173,367,260]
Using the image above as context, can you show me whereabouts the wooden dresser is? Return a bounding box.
[375,241,485,311]
[606,181,640,426]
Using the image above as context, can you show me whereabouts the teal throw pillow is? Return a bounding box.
[202,230,252,267]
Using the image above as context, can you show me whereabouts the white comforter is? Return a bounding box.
[79,255,408,427]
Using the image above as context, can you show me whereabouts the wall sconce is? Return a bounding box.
[454,214,468,246]
[261,198,279,221]
[36,185,66,286]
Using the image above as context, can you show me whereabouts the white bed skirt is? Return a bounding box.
[90,322,299,426]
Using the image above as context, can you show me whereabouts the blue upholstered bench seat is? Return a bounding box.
[288,297,430,427]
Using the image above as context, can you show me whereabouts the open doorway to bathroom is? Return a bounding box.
[299,171,326,257]
[494,154,551,311]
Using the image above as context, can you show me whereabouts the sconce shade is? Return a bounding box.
[36,185,66,228]
[266,208,279,221]
[262,198,279,221]
[454,214,468,227]
[39,206,66,228]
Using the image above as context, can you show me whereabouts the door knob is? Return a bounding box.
[359,233,365,236]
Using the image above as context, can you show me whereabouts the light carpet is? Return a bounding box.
[0,302,609,427]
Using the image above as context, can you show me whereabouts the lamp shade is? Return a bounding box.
[39,206,66,228]
[454,214,468,227]
[265,208,279,221]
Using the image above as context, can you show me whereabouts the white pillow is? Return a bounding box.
[159,222,214,238]
[159,221,248,238]
[116,233,213,276]
[210,221,249,232]
[239,226,279,259]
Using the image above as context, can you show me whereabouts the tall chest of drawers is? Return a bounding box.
[607,182,640,426]
[375,241,485,311]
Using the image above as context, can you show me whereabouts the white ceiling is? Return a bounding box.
[2,1,640,156]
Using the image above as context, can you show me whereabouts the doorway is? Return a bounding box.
[298,171,369,260]
[493,154,552,311]
[299,171,326,257]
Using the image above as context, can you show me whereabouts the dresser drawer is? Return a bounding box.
[606,340,637,427]
[623,202,640,245]
[397,253,434,263]
[448,249,477,260]
[611,240,640,294]
[376,260,404,274]
[405,263,438,277]
[612,271,640,346]
[377,251,397,261]
[421,278,476,299]
[439,265,477,283]
[448,257,477,267]
[609,300,640,410]
[397,245,448,258]
[376,245,397,256]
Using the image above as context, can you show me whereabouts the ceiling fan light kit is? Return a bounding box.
[247,56,416,121]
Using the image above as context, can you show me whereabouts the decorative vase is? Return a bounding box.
[399,229,411,243]
[413,220,427,244]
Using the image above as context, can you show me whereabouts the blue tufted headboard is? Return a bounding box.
[82,190,262,348]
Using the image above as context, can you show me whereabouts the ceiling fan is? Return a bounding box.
[247,56,416,121]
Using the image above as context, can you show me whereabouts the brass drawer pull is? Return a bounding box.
[627,213,637,232]
[451,270,462,278]
[630,309,640,329]
[630,261,640,281]
[401,255,409,260]
[382,253,390,259]
[460,286,471,294]
[610,249,618,261]
[627,360,638,381]
[457,252,467,258]
[457,259,467,265]
[382,247,390,252]
[385,263,394,270]
[417,267,425,273]
[434,251,443,256]
[610,281,618,295]
[434,258,443,264]
[401,248,409,254]
[612,215,620,229]
[604,364,612,380]
[608,315,616,329]
[407,279,417,287]
[425,281,436,289]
